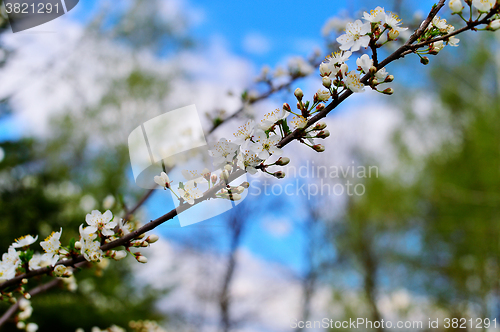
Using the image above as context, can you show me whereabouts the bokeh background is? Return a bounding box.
[0,0,499,331]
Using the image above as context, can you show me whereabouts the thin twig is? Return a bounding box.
[0,279,60,328]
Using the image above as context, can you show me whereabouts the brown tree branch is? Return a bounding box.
[1,0,495,294]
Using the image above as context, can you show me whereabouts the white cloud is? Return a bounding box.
[262,217,292,237]
[242,32,271,55]
[135,240,333,332]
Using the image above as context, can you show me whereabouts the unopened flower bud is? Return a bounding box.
[224,164,232,172]
[113,250,127,261]
[235,186,244,193]
[322,76,331,88]
[369,66,377,75]
[146,234,159,243]
[388,29,399,40]
[240,181,250,188]
[201,168,211,181]
[316,130,330,139]
[488,19,500,31]
[312,144,325,152]
[9,297,16,304]
[340,63,348,76]
[429,41,444,54]
[220,170,230,183]
[449,0,463,14]
[382,88,394,95]
[274,171,286,179]
[283,103,291,112]
[420,56,430,65]
[136,255,148,264]
[385,75,394,82]
[314,122,327,130]
[74,241,82,250]
[17,322,26,330]
[211,174,218,184]
[275,157,290,166]
[24,293,31,300]
[316,104,325,112]
[294,88,304,100]
[22,278,28,284]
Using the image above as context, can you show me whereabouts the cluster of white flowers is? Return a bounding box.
[0,246,21,281]
[16,299,38,332]
[0,209,159,306]
[423,16,460,54]
[316,6,402,95]
[209,111,288,179]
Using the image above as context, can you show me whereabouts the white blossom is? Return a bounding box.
[259,108,289,131]
[236,150,262,175]
[344,71,365,93]
[291,116,308,130]
[375,67,389,81]
[40,228,62,266]
[154,172,171,189]
[11,235,38,248]
[325,51,352,67]
[250,130,282,159]
[363,6,386,23]
[430,16,449,33]
[432,41,445,53]
[472,0,495,12]
[233,120,256,144]
[356,54,373,74]
[208,138,239,166]
[181,169,206,183]
[178,180,203,205]
[85,210,117,236]
[26,323,38,332]
[448,36,460,47]
[0,262,16,281]
[384,12,408,32]
[337,20,371,52]
[79,224,103,262]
